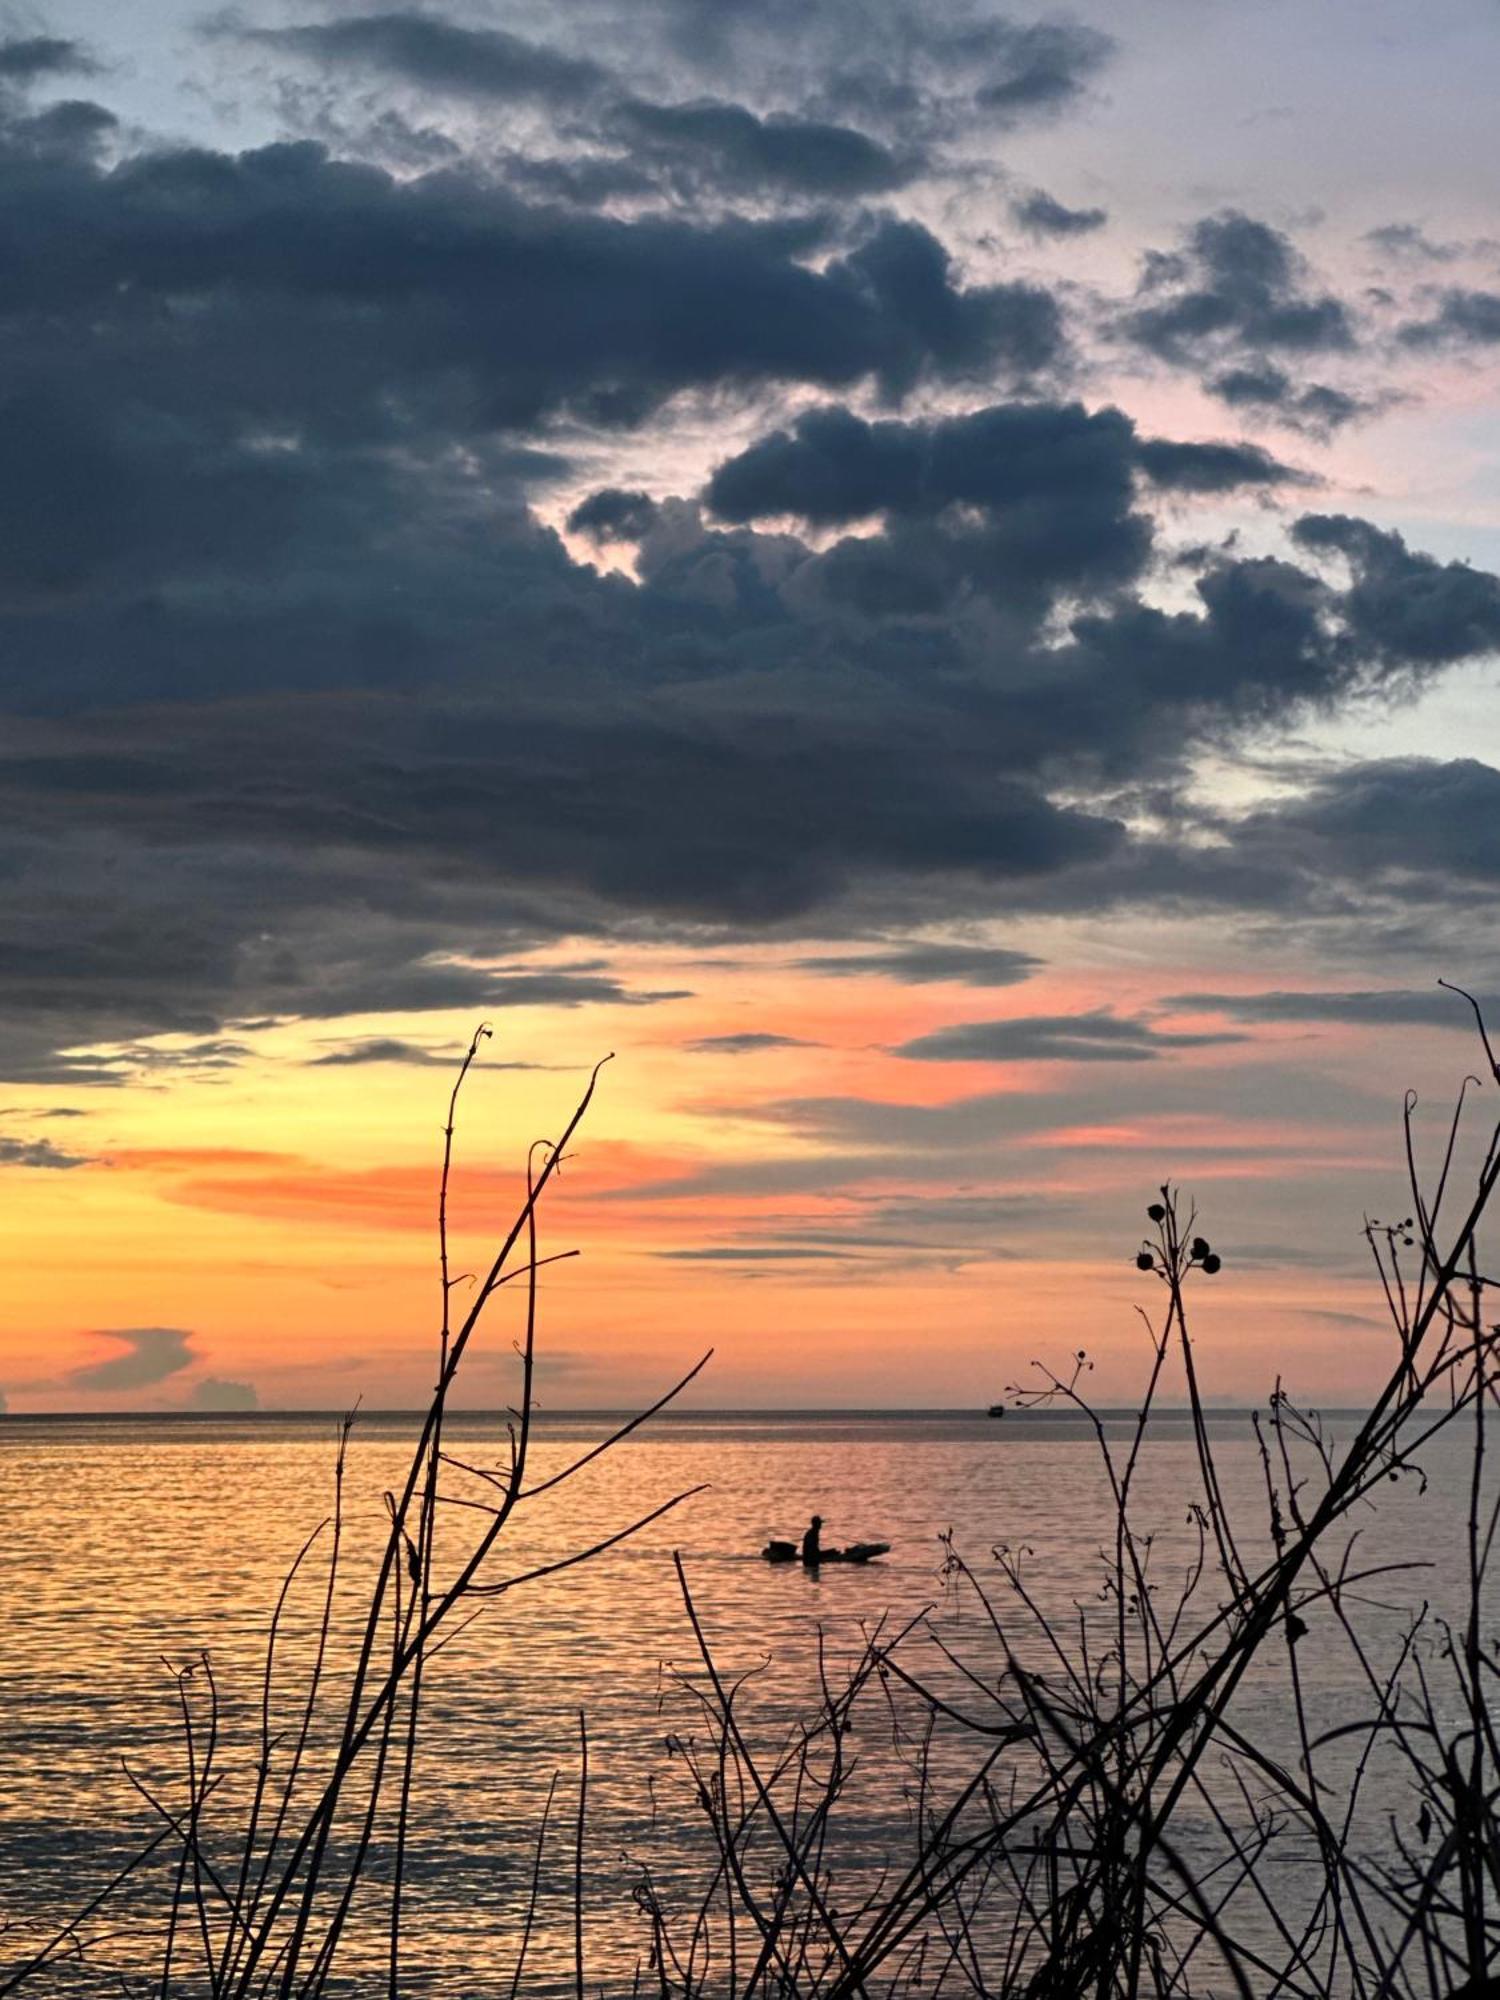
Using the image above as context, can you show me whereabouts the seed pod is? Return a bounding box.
[1135,1251,1154,1271]
[1201,1253,1221,1274]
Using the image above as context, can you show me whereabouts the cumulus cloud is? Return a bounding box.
[0,25,1495,1091]
[1126,212,1355,361]
[189,1377,261,1411]
[705,401,1301,532]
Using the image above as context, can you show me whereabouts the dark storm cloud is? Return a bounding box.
[629,3,1113,135]
[0,136,1043,483]
[262,13,913,199]
[1126,212,1355,361]
[894,1011,1247,1063]
[0,34,98,79]
[1398,289,1500,349]
[612,97,912,196]
[1011,190,1107,237]
[1133,437,1308,493]
[1291,516,1500,664]
[566,488,660,541]
[1233,759,1500,886]
[0,47,1498,1088]
[1163,988,1483,1029]
[792,944,1041,986]
[64,1327,195,1392]
[705,402,1300,531]
[251,14,608,106]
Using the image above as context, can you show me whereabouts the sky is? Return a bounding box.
[2,0,1500,1413]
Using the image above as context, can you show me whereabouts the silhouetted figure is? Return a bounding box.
[801,1515,822,1566]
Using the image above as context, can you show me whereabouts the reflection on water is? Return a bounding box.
[0,1410,1475,1992]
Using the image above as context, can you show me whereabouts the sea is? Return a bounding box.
[0,1408,1483,1994]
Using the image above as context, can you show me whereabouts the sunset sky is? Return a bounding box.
[3,0,1500,1411]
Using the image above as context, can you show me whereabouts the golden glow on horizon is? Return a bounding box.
[0,933,1451,1412]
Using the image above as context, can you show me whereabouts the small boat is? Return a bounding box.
[987,1404,1007,1418]
[761,1539,891,1565]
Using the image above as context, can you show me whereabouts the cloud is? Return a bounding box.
[972,19,1115,120]
[894,1010,1248,1063]
[650,1187,1059,1266]
[792,944,1041,986]
[0,41,1497,1089]
[567,489,660,542]
[0,36,98,81]
[1163,988,1484,1028]
[307,1037,458,1066]
[1399,289,1500,349]
[308,1035,557,1068]
[613,97,912,196]
[64,1327,195,1392]
[1230,757,1500,887]
[1366,223,1462,264]
[1292,515,1500,665]
[189,1377,260,1411]
[1011,190,1107,237]
[0,1133,94,1168]
[250,14,607,106]
[263,13,913,199]
[0,133,1044,461]
[1207,364,1370,436]
[706,401,1300,536]
[655,1244,851,1261]
[1126,212,1355,361]
[1134,436,1309,494]
[684,1032,813,1053]
[630,4,1114,136]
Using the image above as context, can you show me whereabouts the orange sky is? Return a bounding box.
[0,920,1469,1414]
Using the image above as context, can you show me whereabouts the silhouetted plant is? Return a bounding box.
[7,989,1500,1998]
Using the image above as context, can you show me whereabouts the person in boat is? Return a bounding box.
[801,1515,823,1566]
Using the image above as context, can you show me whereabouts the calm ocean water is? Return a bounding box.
[0,1408,1479,1992]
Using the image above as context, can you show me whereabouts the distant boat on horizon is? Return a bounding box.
[987,1404,1006,1418]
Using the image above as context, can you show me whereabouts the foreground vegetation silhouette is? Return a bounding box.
[5,994,1500,1998]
